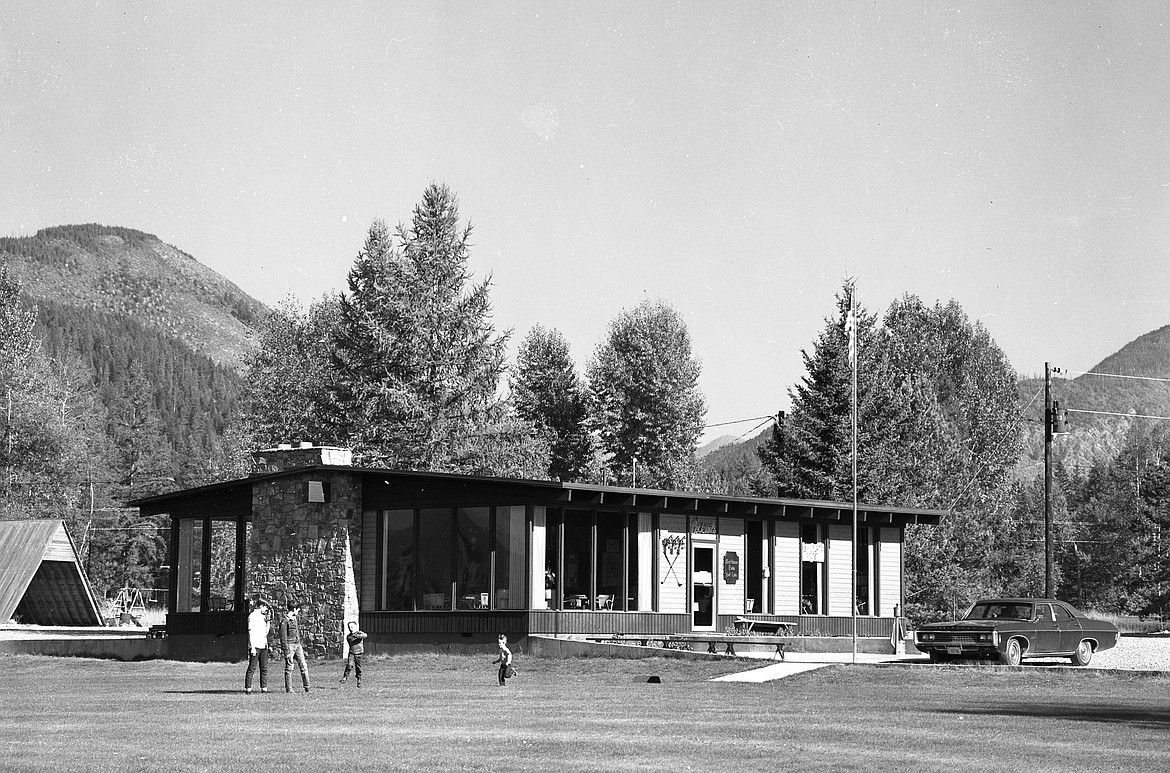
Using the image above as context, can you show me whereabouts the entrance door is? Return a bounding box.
[692,545,715,630]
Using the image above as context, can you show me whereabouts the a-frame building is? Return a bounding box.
[0,520,104,626]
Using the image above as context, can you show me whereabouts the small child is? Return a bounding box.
[492,633,513,686]
[339,621,367,688]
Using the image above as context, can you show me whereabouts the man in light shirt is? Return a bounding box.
[244,599,271,694]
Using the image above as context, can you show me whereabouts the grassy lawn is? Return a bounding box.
[1,653,1166,772]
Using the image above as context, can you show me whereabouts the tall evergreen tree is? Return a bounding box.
[586,298,705,489]
[511,325,593,481]
[330,184,511,471]
[758,285,1024,621]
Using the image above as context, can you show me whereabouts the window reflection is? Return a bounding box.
[382,510,414,610]
[418,509,452,609]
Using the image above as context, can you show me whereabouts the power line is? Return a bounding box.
[1063,369,1170,384]
[1067,408,1170,422]
[704,415,775,430]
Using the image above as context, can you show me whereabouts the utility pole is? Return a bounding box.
[1044,363,1053,598]
[1043,363,1068,598]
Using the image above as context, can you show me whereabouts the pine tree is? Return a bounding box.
[586,299,706,489]
[511,325,593,481]
[330,184,510,471]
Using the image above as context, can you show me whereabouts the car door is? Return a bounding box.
[1032,603,1060,654]
[1053,602,1082,653]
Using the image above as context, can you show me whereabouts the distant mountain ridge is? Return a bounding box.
[0,224,265,370]
[1019,324,1170,470]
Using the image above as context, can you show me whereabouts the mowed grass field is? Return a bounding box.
[1,653,1167,772]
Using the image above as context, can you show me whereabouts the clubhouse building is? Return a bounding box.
[130,444,947,659]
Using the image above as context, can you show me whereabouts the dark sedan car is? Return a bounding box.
[913,598,1119,666]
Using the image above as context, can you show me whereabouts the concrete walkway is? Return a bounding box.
[713,651,925,682]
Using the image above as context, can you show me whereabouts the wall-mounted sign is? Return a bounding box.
[723,551,740,584]
[691,518,716,535]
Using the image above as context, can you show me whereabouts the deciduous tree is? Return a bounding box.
[586,299,705,489]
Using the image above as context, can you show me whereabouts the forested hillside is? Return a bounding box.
[1019,325,1170,472]
[1,224,264,369]
[0,225,264,601]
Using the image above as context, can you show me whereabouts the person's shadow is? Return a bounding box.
[163,689,248,695]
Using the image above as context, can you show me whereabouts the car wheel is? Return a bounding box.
[999,638,1022,666]
[1070,640,1093,667]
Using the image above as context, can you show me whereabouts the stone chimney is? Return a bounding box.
[251,442,353,475]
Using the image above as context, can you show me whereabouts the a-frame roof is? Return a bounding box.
[0,520,103,626]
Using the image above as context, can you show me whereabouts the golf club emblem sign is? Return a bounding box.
[661,534,686,587]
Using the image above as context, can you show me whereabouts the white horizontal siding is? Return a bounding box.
[773,521,800,615]
[827,525,853,617]
[879,527,902,617]
[717,519,744,617]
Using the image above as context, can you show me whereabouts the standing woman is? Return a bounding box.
[244,599,270,694]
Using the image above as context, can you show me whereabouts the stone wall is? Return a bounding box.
[248,469,361,658]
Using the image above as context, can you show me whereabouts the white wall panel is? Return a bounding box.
[773,521,800,615]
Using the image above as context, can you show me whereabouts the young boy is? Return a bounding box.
[492,634,513,686]
[339,621,367,687]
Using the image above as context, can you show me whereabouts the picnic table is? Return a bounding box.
[582,631,791,660]
[733,617,798,635]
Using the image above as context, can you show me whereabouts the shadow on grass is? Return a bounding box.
[163,689,248,695]
[937,704,1169,730]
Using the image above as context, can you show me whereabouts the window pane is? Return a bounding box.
[456,507,491,609]
[494,505,526,609]
[562,511,592,609]
[596,512,624,611]
[544,510,561,609]
[382,510,414,611]
[177,519,203,613]
[418,508,453,610]
[209,520,236,611]
[626,514,639,611]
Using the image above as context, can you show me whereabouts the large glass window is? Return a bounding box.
[855,527,871,616]
[596,513,624,610]
[495,506,526,609]
[562,511,592,609]
[800,523,826,615]
[544,510,562,609]
[418,509,453,609]
[382,510,414,611]
[209,520,237,611]
[456,507,491,609]
[176,518,203,613]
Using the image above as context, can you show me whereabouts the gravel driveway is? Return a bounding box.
[1029,634,1170,671]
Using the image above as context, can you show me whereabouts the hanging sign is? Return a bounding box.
[722,551,740,584]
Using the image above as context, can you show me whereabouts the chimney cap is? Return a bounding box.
[298,441,313,449]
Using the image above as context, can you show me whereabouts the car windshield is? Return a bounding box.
[964,602,1033,621]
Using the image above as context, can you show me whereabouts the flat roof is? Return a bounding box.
[130,466,948,526]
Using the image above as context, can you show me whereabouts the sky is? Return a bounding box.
[3,2,1168,444]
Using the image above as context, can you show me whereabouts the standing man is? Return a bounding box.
[279,600,312,693]
[244,599,270,694]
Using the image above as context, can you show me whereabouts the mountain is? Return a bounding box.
[697,434,737,459]
[697,325,1170,492]
[0,224,265,370]
[1,224,267,482]
[1019,325,1170,471]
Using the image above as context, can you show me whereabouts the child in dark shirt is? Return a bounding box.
[339,621,367,687]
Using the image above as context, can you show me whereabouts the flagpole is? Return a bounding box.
[849,286,858,665]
